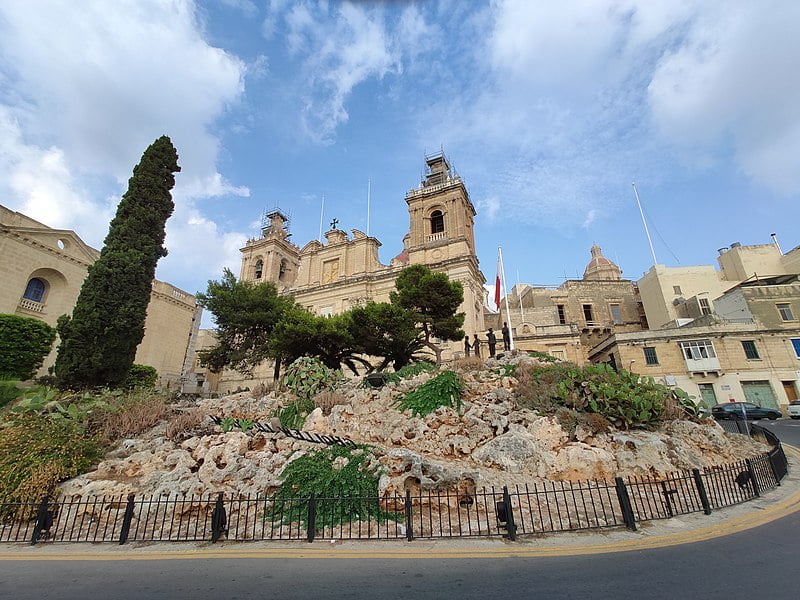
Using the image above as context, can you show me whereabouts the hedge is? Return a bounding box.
[0,314,56,380]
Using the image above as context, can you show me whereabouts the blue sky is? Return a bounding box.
[2,1,799,322]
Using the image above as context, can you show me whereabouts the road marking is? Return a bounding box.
[2,447,797,562]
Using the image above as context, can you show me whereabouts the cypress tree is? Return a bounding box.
[55,136,180,389]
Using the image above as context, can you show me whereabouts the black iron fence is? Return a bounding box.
[0,425,788,545]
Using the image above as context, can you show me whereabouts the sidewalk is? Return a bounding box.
[2,447,798,561]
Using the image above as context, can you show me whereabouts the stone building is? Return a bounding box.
[590,240,800,411]
[213,152,487,393]
[486,245,647,364]
[0,204,201,387]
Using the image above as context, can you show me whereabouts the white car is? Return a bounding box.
[789,400,800,419]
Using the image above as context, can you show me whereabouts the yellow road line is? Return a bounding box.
[2,446,797,561]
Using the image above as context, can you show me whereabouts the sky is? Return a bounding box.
[2,0,800,324]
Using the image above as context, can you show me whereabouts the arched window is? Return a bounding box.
[430,210,444,234]
[23,278,46,303]
[254,259,263,279]
[279,259,288,281]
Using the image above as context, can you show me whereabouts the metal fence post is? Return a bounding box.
[211,493,227,543]
[502,486,517,541]
[614,477,637,531]
[404,489,413,542]
[691,469,712,515]
[745,459,761,497]
[306,493,317,543]
[118,494,136,545]
[30,496,52,546]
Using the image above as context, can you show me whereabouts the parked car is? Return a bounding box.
[788,400,800,420]
[712,402,781,421]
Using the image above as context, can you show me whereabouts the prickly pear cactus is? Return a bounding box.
[282,356,339,400]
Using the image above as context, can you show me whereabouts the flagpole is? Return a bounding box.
[318,193,325,242]
[499,247,515,351]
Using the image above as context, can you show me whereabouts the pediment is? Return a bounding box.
[6,225,100,264]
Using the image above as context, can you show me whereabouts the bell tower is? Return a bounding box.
[404,151,485,336]
[239,209,300,292]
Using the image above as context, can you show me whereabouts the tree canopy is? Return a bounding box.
[54,135,180,389]
[196,269,295,375]
[390,264,465,363]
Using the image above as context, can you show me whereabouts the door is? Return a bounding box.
[783,381,799,403]
[698,384,717,409]
[741,381,778,409]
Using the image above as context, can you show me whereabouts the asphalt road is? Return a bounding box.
[2,508,798,600]
[755,417,800,447]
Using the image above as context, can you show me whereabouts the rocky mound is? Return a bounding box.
[59,356,768,499]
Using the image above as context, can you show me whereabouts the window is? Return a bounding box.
[254,259,263,279]
[680,339,717,360]
[673,285,682,295]
[582,304,594,323]
[279,259,287,281]
[698,298,712,316]
[430,210,444,234]
[557,304,566,324]
[791,338,800,358]
[777,303,795,321]
[609,303,623,324]
[643,347,659,365]
[22,278,46,302]
[551,350,565,360]
[741,340,760,360]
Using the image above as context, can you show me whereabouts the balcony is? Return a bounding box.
[684,356,721,373]
[427,232,446,242]
[18,298,44,313]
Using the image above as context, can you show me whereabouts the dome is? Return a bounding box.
[583,245,622,280]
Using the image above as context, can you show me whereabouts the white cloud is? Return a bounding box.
[0,107,114,243]
[647,2,800,194]
[0,0,251,272]
[269,1,401,143]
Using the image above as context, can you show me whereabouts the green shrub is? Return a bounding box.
[0,413,102,506]
[273,397,314,429]
[557,364,673,429]
[0,314,56,380]
[514,362,581,413]
[122,364,158,389]
[384,361,437,384]
[528,350,557,363]
[0,380,22,409]
[283,356,339,401]
[394,370,462,417]
[268,445,398,530]
[514,362,695,429]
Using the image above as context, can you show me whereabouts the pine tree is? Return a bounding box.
[55,136,180,389]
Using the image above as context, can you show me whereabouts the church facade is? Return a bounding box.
[209,152,487,393]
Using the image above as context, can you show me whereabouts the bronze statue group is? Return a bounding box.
[464,322,511,358]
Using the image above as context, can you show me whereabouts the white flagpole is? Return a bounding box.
[318,193,325,242]
[366,179,371,237]
[632,182,658,265]
[499,247,515,351]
